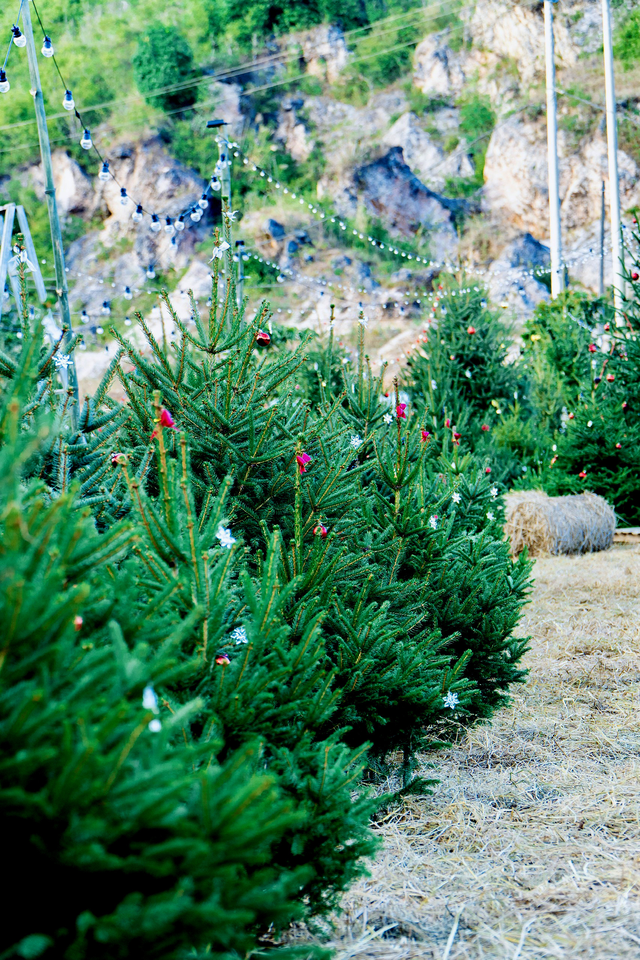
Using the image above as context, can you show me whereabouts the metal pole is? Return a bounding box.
[544,0,564,297]
[599,179,605,298]
[235,239,245,312]
[601,0,624,317]
[22,0,78,425]
[218,137,231,209]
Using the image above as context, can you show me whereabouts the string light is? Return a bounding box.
[119,187,129,206]
[12,26,26,48]
[80,128,92,150]
[150,214,161,233]
[124,286,132,300]
[132,203,143,223]
[175,215,185,232]
[62,89,74,110]
[41,35,53,57]
[197,194,208,210]
[146,265,156,279]
[164,217,174,236]
[0,70,9,94]
[98,160,110,181]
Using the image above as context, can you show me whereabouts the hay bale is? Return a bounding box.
[504,490,616,557]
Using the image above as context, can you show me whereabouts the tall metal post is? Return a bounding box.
[235,239,245,312]
[599,180,605,298]
[601,0,624,317]
[544,0,564,297]
[22,0,78,424]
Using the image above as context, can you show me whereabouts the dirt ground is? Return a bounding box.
[298,544,640,959]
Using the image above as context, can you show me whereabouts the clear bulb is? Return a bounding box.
[146,265,156,279]
[197,194,208,210]
[12,26,26,48]
[210,176,221,192]
[0,70,9,94]
[149,215,161,233]
[132,204,143,223]
[63,90,74,110]
[81,310,89,323]
[175,216,185,232]
[190,209,202,222]
[98,161,110,182]
[164,218,174,235]
[41,36,54,57]
[101,301,111,316]
[96,326,104,335]
[80,129,92,150]
[124,286,132,301]
[120,188,128,206]
[124,317,132,325]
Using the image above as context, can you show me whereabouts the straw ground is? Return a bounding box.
[296,544,640,958]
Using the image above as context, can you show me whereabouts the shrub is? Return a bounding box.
[133,25,197,113]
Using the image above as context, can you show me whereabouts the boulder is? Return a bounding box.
[382,112,474,190]
[486,233,551,321]
[29,152,95,219]
[353,147,458,256]
[276,97,314,162]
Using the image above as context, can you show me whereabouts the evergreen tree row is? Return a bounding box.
[0,229,531,959]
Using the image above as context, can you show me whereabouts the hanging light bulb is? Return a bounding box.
[132,204,143,223]
[12,26,26,47]
[96,326,104,335]
[197,194,208,210]
[164,218,174,236]
[149,214,161,233]
[120,187,129,206]
[210,175,221,192]
[175,215,185,232]
[124,316,132,325]
[41,36,54,57]
[0,70,9,94]
[62,89,74,111]
[124,286,132,301]
[190,208,202,222]
[98,160,110,182]
[101,300,111,316]
[146,265,156,279]
[81,309,89,323]
[80,129,92,150]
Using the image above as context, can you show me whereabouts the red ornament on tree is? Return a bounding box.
[151,408,176,439]
[74,615,83,631]
[604,322,610,331]
[314,523,328,538]
[467,325,476,335]
[568,412,575,419]
[256,330,271,344]
[215,652,231,665]
[606,373,615,382]
[632,272,639,281]
[578,470,587,479]
[445,418,451,428]
[485,467,492,474]
[396,403,407,419]
[616,442,622,449]
[296,452,312,473]
[421,429,430,441]
[588,344,597,353]
[481,424,490,431]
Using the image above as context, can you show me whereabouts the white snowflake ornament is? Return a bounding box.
[443,691,460,710]
[216,525,236,549]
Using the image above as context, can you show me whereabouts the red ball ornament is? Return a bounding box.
[485,467,492,474]
[256,329,271,344]
[215,652,231,665]
[467,325,476,335]
[616,442,622,449]
[568,412,575,419]
[445,418,451,428]
[578,470,587,479]
[314,523,328,538]
[606,374,615,382]
[633,272,639,281]
[421,429,430,441]
[604,322,610,331]
[481,424,490,431]
[74,615,83,631]
[588,344,597,353]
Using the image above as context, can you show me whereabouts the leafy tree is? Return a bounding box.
[133,25,197,112]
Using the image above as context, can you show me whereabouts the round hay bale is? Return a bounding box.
[504,490,616,557]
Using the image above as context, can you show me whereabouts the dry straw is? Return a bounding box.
[504,490,616,557]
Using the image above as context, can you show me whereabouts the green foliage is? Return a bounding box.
[613,9,640,68]
[133,25,197,112]
[455,93,495,184]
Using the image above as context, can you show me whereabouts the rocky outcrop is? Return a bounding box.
[483,115,640,239]
[354,147,458,255]
[382,112,474,189]
[486,233,551,321]
[276,98,314,161]
[413,32,466,98]
[300,24,349,82]
[29,152,95,219]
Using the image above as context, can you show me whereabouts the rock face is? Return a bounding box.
[486,233,551,321]
[413,32,466,98]
[354,147,458,256]
[276,98,314,161]
[382,112,474,189]
[300,24,350,82]
[483,115,640,238]
[29,152,95,219]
